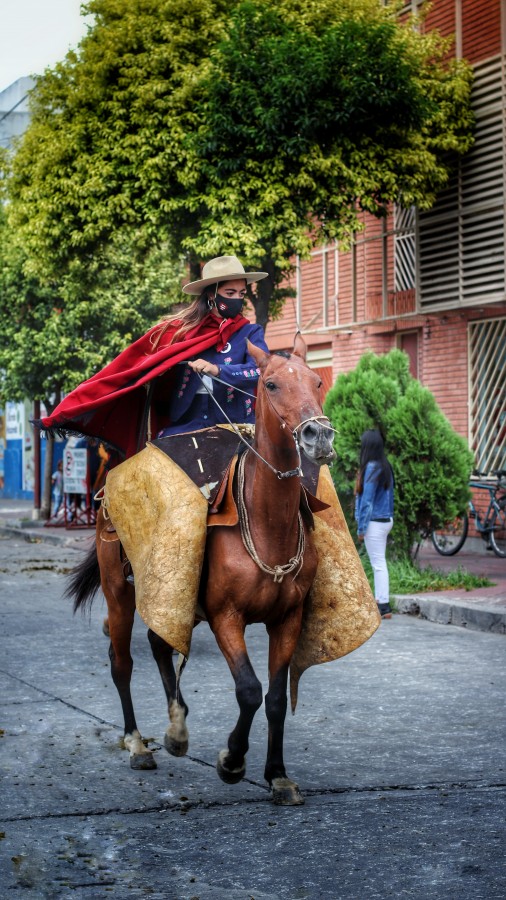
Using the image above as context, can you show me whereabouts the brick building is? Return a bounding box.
[266,0,506,476]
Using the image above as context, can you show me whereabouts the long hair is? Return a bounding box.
[356,429,393,494]
[168,289,214,343]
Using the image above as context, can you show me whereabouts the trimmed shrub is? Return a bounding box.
[323,349,474,558]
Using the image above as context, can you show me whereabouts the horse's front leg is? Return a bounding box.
[265,610,305,806]
[147,629,189,757]
[211,618,263,784]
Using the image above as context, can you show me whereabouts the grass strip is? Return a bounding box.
[359,552,493,597]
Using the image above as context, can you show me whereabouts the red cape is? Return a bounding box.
[40,314,248,459]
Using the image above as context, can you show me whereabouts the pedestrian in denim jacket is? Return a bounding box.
[355,429,394,619]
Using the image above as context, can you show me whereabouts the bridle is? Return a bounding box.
[194,368,335,480]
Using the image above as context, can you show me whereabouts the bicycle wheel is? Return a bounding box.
[431,513,468,555]
[489,506,506,558]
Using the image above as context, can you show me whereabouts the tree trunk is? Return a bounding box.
[189,256,202,283]
[41,434,54,520]
[40,390,61,521]
[251,257,276,331]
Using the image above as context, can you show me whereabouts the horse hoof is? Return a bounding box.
[129,752,157,770]
[271,777,305,806]
[102,617,110,637]
[164,732,189,758]
[216,749,246,784]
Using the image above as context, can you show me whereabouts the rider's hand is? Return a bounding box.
[188,359,220,377]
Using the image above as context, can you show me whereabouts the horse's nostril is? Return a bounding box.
[302,423,318,441]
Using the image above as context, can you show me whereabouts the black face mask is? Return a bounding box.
[215,294,244,319]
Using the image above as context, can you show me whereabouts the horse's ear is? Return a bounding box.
[292,331,307,361]
[247,340,270,371]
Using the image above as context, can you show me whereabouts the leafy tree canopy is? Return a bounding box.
[0,219,183,407]
[5,0,474,333]
[324,350,474,558]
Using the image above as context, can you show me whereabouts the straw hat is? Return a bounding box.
[182,255,268,295]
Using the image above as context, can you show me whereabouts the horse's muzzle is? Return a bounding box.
[298,421,336,466]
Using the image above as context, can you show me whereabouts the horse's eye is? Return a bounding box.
[265,381,277,392]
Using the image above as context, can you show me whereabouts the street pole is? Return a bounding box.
[33,400,41,520]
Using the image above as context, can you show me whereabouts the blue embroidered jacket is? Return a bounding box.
[167,322,268,428]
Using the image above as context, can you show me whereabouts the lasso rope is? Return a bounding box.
[237,449,305,583]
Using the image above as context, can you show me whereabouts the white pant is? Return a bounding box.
[364,519,393,603]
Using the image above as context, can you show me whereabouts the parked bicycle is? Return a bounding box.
[431,470,506,558]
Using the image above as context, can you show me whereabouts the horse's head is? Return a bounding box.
[248,334,336,466]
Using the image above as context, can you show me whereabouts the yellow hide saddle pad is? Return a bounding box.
[290,465,380,710]
[104,442,208,658]
[104,445,379,694]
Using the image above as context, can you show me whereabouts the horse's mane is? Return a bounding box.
[273,351,291,359]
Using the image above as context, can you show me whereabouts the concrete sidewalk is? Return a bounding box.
[394,544,506,634]
[1,498,505,634]
[0,498,95,551]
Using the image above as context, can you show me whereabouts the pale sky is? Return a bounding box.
[0,0,92,93]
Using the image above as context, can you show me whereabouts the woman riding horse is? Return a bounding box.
[59,256,378,805]
[40,255,270,456]
[67,330,341,805]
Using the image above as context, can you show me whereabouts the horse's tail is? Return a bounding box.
[65,542,102,614]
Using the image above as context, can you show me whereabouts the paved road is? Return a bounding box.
[1,533,505,899]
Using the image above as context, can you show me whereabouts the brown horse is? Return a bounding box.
[67,335,336,805]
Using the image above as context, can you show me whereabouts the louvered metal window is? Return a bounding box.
[394,205,416,292]
[469,317,506,473]
[418,56,506,310]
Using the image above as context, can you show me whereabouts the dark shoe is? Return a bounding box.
[378,603,392,619]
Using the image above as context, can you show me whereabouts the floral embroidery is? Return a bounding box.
[179,367,191,394]
[224,357,232,364]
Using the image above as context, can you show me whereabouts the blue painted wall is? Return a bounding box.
[1,438,65,501]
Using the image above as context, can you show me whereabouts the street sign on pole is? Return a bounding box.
[63,447,88,495]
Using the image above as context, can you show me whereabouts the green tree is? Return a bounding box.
[0,212,182,515]
[323,350,474,558]
[7,0,474,329]
[0,229,182,408]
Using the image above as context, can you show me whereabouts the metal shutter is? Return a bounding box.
[418,56,505,310]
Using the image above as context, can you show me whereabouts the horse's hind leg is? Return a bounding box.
[147,629,189,757]
[99,542,156,770]
[211,620,263,784]
[264,616,304,806]
[108,599,157,769]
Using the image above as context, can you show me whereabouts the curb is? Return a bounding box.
[394,594,506,635]
[0,523,92,548]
